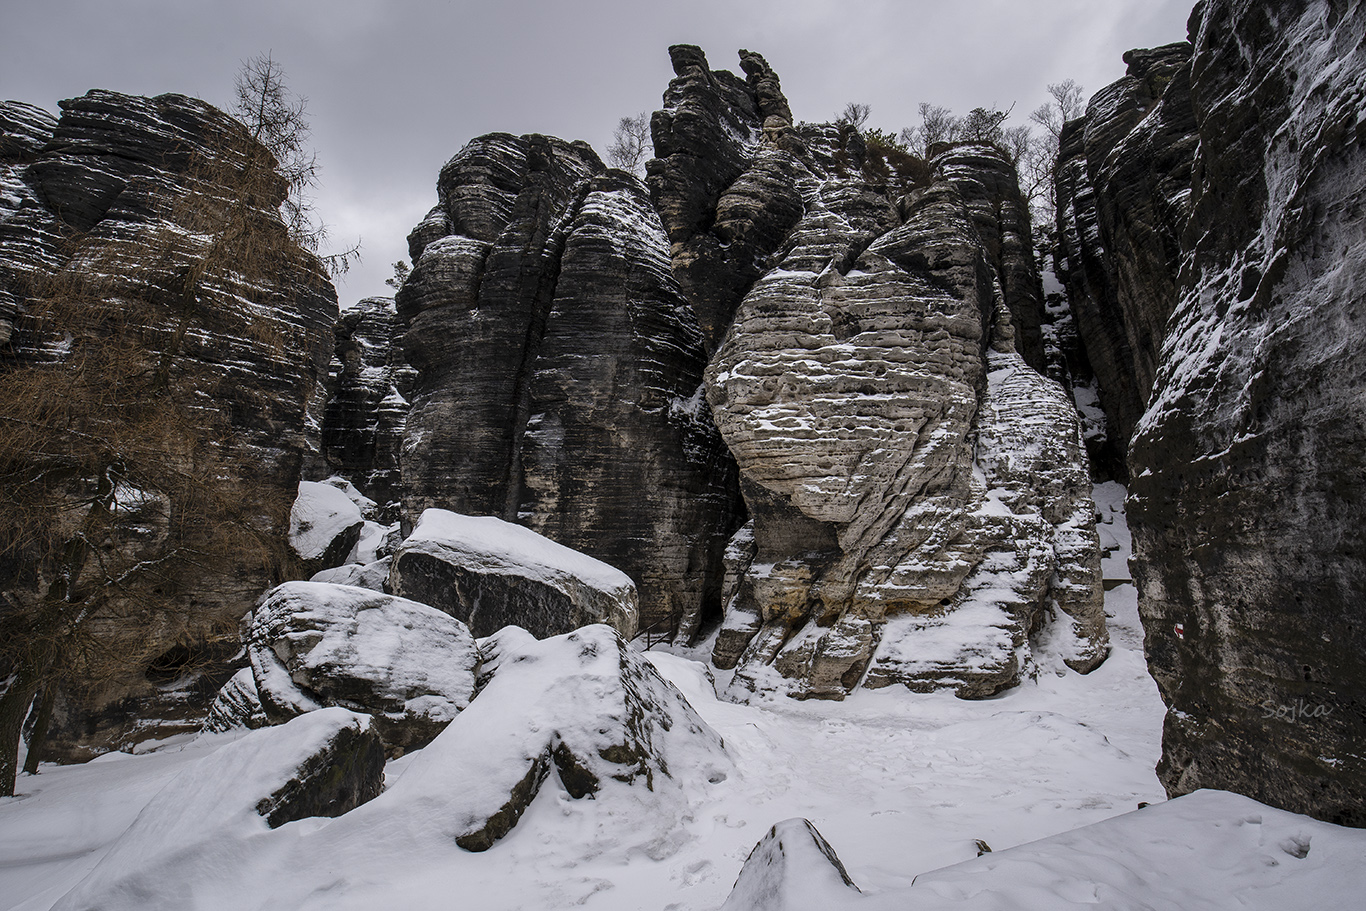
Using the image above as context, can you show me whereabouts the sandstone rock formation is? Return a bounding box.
[202,667,268,733]
[395,134,740,635]
[0,90,336,759]
[1053,41,1197,471]
[247,581,478,751]
[649,47,1107,699]
[389,509,639,640]
[317,296,413,521]
[1117,1,1366,825]
[288,480,365,574]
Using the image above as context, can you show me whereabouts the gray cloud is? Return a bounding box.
[3,0,1194,302]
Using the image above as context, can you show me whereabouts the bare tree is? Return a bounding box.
[838,102,872,130]
[0,58,335,795]
[234,53,359,275]
[902,103,962,156]
[607,112,650,175]
[1027,79,1086,228]
[1029,79,1086,140]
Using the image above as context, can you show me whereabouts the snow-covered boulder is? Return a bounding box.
[202,667,268,732]
[389,509,639,639]
[248,581,478,750]
[721,818,862,911]
[388,623,730,851]
[289,480,364,571]
[54,709,384,911]
[309,558,390,592]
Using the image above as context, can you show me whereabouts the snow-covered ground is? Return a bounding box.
[2,486,1361,910]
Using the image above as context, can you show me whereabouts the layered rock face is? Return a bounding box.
[1053,41,1197,468]
[318,296,413,521]
[0,91,336,757]
[650,47,1107,699]
[1115,1,1366,825]
[396,133,740,634]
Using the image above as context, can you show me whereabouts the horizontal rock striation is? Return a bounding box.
[1120,0,1366,825]
[1053,41,1197,469]
[396,133,740,635]
[0,90,336,758]
[655,47,1107,699]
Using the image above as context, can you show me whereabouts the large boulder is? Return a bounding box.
[389,509,639,639]
[395,133,740,638]
[52,709,384,911]
[386,624,731,851]
[247,581,478,751]
[288,480,364,573]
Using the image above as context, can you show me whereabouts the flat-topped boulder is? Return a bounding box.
[389,509,639,639]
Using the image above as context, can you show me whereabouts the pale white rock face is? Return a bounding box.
[248,581,479,750]
[706,146,1107,701]
[389,509,639,639]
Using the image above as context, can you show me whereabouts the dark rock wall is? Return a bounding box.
[396,134,741,635]
[1063,1,1366,825]
[1125,0,1366,825]
[0,91,336,758]
[318,296,413,520]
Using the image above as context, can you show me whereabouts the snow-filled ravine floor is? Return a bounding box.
[2,485,1362,910]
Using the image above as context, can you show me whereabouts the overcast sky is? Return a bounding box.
[4,0,1194,303]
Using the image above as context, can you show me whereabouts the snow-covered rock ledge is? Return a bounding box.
[389,509,639,639]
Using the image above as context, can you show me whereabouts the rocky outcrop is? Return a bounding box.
[1053,41,1197,469]
[247,581,478,751]
[653,47,1107,699]
[317,296,413,521]
[389,509,639,640]
[202,667,268,733]
[0,90,336,759]
[1116,1,1366,826]
[396,134,740,636]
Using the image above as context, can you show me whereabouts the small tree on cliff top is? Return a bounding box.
[0,56,334,795]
